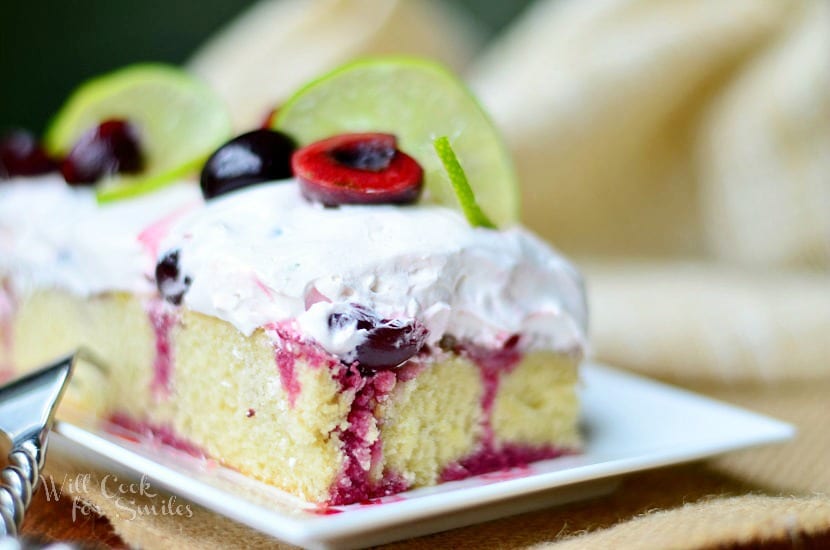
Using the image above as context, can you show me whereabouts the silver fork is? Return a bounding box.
[0,350,96,537]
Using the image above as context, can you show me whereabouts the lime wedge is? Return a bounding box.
[433,136,495,229]
[274,57,519,226]
[45,64,231,202]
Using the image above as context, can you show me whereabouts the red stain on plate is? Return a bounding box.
[309,505,343,515]
[357,494,407,507]
[480,466,535,482]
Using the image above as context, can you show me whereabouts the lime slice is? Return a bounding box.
[433,136,495,229]
[45,64,231,202]
[274,57,519,226]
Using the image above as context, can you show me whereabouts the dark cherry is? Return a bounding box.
[61,119,144,185]
[292,133,423,207]
[329,305,427,371]
[0,130,57,179]
[200,129,296,199]
[155,250,191,305]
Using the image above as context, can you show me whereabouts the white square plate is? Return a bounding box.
[51,363,794,549]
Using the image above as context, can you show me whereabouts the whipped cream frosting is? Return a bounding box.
[0,176,201,296]
[1,176,587,357]
[161,181,587,354]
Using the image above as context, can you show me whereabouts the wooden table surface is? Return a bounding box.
[20,488,125,549]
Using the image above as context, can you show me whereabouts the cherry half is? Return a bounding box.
[61,119,145,185]
[0,130,57,179]
[292,133,423,206]
[200,129,296,200]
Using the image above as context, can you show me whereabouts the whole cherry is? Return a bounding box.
[200,129,295,199]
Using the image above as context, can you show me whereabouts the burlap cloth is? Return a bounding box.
[34,0,830,547]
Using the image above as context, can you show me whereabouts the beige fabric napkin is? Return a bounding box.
[188,0,480,131]
[587,261,830,382]
[472,0,830,381]
[472,0,829,268]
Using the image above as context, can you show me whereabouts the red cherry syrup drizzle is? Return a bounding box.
[439,335,569,481]
[147,299,178,400]
[266,323,570,505]
[108,412,207,460]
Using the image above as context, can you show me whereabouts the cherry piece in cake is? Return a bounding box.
[292,133,423,206]
[329,305,427,371]
[155,250,191,305]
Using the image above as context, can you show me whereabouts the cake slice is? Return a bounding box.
[0,60,587,505]
[1,179,585,504]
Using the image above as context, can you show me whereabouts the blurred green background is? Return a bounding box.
[0,1,529,134]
